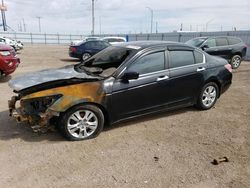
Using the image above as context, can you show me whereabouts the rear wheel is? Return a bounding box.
[231,55,241,69]
[81,53,91,61]
[196,82,219,110]
[60,104,104,141]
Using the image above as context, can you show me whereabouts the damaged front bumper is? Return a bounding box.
[8,95,60,132]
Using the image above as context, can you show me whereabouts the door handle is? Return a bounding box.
[157,75,169,82]
[197,67,206,72]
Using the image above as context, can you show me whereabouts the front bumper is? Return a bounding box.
[8,96,59,132]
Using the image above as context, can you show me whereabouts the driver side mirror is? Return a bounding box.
[201,45,209,50]
[121,72,139,81]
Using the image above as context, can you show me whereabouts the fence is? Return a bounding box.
[0,30,250,60]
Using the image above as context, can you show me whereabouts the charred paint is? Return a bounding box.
[22,82,105,112]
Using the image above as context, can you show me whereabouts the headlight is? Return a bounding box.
[0,51,10,56]
[21,95,62,114]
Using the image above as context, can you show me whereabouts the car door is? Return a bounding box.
[111,50,170,121]
[167,47,206,107]
[214,37,231,59]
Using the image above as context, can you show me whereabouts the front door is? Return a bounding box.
[111,51,170,121]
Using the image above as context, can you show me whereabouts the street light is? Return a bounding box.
[91,0,96,36]
[36,16,41,32]
[146,7,153,34]
[206,19,214,32]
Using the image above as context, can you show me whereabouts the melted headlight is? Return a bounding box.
[21,95,62,114]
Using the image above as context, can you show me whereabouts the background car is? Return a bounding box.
[186,36,247,69]
[0,44,20,77]
[70,37,101,46]
[0,37,23,51]
[9,41,232,141]
[69,40,110,60]
[102,37,127,45]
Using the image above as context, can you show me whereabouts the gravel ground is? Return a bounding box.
[0,45,249,188]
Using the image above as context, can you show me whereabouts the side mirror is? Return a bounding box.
[201,45,209,50]
[121,72,139,81]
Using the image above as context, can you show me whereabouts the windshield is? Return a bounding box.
[75,46,136,77]
[186,38,206,47]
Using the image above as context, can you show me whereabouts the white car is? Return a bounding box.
[102,37,127,45]
[0,37,23,51]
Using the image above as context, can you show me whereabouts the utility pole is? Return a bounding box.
[1,0,7,31]
[36,16,41,32]
[146,7,153,34]
[156,21,158,33]
[91,0,95,36]
[99,16,101,35]
[22,18,26,32]
[206,19,214,32]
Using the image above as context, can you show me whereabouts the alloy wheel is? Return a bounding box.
[202,86,217,108]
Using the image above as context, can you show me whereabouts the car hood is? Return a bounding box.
[9,65,100,92]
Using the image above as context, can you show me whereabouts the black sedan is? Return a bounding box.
[9,41,232,141]
[69,40,110,60]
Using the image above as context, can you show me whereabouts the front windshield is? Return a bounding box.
[75,46,136,77]
[186,38,206,47]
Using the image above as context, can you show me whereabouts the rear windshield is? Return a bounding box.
[186,38,206,47]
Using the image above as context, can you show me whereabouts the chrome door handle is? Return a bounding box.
[197,67,206,72]
[157,75,169,81]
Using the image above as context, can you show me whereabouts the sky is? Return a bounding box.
[3,0,250,35]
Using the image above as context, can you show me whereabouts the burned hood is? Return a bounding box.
[9,65,100,92]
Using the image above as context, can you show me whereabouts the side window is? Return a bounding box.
[204,39,216,48]
[169,50,195,68]
[127,52,165,75]
[85,42,93,49]
[216,38,228,46]
[194,51,204,64]
[228,37,241,45]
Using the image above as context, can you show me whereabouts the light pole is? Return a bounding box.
[146,7,153,34]
[206,19,214,32]
[1,0,7,31]
[91,0,95,36]
[36,16,41,32]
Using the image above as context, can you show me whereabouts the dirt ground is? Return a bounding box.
[0,45,249,188]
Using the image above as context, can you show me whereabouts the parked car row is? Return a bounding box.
[0,37,24,51]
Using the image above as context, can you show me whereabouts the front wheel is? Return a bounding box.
[231,55,241,69]
[196,82,219,110]
[60,104,104,141]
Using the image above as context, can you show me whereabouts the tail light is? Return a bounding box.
[243,44,248,48]
[70,47,77,53]
[224,64,232,73]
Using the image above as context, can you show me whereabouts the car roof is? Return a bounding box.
[114,41,190,50]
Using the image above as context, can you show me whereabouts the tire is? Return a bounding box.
[60,104,104,141]
[196,82,219,110]
[230,55,241,69]
[81,53,91,61]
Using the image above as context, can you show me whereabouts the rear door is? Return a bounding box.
[214,37,231,59]
[167,47,206,107]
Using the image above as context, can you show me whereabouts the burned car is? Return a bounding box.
[8,41,232,141]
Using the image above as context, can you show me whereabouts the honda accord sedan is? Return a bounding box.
[8,41,232,141]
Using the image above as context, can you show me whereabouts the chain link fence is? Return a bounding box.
[0,30,249,60]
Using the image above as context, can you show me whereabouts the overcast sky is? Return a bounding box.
[3,0,250,35]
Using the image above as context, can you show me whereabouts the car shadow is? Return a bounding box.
[104,106,198,132]
[0,107,198,142]
[0,75,12,83]
[60,58,80,63]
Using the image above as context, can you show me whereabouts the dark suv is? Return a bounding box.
[186,36,247,69]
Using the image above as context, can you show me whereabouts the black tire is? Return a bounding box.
[196,82,219,110]
[81,53,91,61]
[59,104,104,141]
[230,55,241,69]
